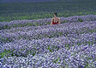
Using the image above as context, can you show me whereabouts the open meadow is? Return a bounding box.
[0,0,96,68]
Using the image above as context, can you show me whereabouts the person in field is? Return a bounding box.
[50,12,60,25]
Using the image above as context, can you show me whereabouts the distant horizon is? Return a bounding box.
[0,0,57,3]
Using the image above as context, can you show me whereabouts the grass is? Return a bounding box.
[48,45,60,52]
[62,20,69,23]
[84,61,90,68]
[1,11,96,22]
[0,36,13,43]
[0,22,40,30]
[48,46,53,52]
[80,27,96,34]
[53,57,60,63]
[0,49,23,58]
[0,22,51,30]
[0,49,11,58]
[0,25,11,30]
[78,18,83,22]
[0,48,37,58]
[65,44,71,49]
[27,48,37,56]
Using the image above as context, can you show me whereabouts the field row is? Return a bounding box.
[1,32,96,58]
[0,15,96,30]
[0,21,96,43]
[1,42,96,68]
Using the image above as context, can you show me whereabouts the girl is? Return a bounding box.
[50,12,60,25]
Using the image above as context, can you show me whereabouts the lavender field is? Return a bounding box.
[0,15,96,68]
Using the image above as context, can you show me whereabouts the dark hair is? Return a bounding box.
[54,12,57,16]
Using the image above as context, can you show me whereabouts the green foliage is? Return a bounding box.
[77,42,81,46]
[48,46,52,52]
[60,66,65,68]
[0,48,37,58]
[53,46,60,51]
[0,22,40,30]
[88,29,96,33]
[84,61,89,68]
[62,20,69,23]
[28,48,37,56]
[65,44,70,49]
[48,45,60,52]
[78,18,83,22]
[12,23,35,27]
[61,60,69,68]
[0,49,11,58]
[58,32,63,36]
[53,57,60,63]
[46,32,63,38]
[0,25,11,30]
[45,22,50,25]
[0,36,13,43]
[80,27,96,34]
[83,41,94,45]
